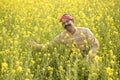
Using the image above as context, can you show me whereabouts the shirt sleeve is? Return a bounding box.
[35,33,63,51]
[86,28,99,56]
[34,34,61,51]
[50,34,62,46]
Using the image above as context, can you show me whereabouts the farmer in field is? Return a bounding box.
[29,14,99,61]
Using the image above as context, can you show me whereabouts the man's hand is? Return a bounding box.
[29,39,46,51]
[29,40,39,50]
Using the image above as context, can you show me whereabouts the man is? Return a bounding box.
[29,14,99,61]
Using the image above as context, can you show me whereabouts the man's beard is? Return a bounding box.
[64,24,72,29]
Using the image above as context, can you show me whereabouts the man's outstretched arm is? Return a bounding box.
[29,34,62,51]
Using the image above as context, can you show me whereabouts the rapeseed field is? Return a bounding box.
[0,0,119,80]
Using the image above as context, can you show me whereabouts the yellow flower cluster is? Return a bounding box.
[106,67,114,76]
[1,62,8,72]
[17,66,23,73]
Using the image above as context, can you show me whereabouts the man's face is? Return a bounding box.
[62,19,74,30]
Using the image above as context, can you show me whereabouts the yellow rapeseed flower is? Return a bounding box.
[116,78,119,80]
[25,78,29,80]
[34,26,38,32]
[42,68,45,72]
[17,66,23,73]
[0,36,3,41]
[80,32,85,36]
[11,69,16,74]
[94,55,100,62]
[91,73,98,77]
[109,50,113,54]
[31,60,35,65]
[1,62,8,72]
[26,68,31,73]
[59,66,65,72]
[84,39,88,44]
[47,66,53,71]
[116,71,118,75]
[67,64,71,67]
[113,31,118,35]
[37,65,40,68]
[16,61,20,65]
[112,55,116,59]
[25,72,29,76]
[82,67,85,71]
[88,50,93,56]
[44,54,47,57]
[64,33,69,39]
[110,60,115,65]
[71,68,75,72]
[108,78,113,80]
[47,53,51,57]
[106,67,113,76]
[61,39,64,43]
[41,45,46,50]
[38,58,41,61]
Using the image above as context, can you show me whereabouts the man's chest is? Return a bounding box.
[62,32,87,45]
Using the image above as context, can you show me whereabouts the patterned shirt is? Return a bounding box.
[50,27,99,56]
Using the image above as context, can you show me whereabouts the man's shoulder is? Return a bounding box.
[58,30,68,38]
[60,30,68,34]
[76,27,90,31]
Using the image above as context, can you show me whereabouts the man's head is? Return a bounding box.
[59,14,74,30]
